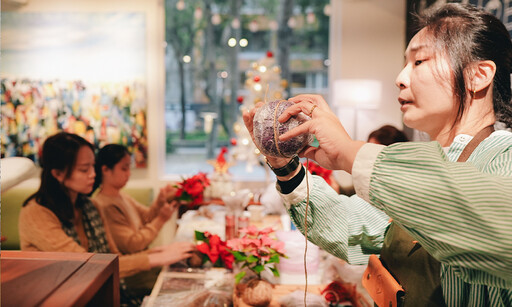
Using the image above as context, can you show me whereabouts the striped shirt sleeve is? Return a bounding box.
[356,136,512,287]
[279,170,390,265]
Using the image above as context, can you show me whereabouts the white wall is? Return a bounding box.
[6,0,406,188]
[329,0,406,141]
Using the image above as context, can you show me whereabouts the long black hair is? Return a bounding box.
[23,132,95,226]
[413,4,512,128]
[92,144,130,193]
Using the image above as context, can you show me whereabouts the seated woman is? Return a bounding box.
[19,132,195,306]
[92,144,177,254]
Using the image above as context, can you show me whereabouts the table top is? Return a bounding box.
[1,250,119,307]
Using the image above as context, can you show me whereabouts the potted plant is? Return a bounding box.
[227,226,287,306]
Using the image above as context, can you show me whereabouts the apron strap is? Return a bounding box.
[456,125,494,162]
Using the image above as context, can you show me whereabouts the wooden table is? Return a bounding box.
[1,250,120,307]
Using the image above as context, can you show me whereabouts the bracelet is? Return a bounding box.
[266,155,300,176]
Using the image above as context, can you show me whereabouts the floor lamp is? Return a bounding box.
[334,79,382,140]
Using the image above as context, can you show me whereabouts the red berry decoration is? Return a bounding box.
[254,76,261,82]
[266,51,273,58]
[230,138,237,146]
[237,96,244,104]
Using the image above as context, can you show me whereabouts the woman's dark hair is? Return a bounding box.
[368,125,409,145]
[414,3,512,127]
[93,144,130,192]
[23,132,95,225]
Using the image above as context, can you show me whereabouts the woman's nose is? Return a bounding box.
[395,65,410,89]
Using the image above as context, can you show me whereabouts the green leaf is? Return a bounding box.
[266,254,280,264]
[247,255,258,263]
[269,266,280,277]
[233,251,247,261]
[252,264,265,273]
[235,271,246,284]
[194,230,205,241]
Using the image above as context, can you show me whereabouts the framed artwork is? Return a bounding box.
[1,12,148,167]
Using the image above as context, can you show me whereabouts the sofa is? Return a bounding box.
[1,186,155,250]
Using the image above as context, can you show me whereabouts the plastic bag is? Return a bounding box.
[253,100,313,157]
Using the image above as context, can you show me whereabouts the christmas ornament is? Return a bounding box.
[253,100,313,158]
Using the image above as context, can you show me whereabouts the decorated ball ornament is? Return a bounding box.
[253,100,313,158]
[266,51,273,58]
[237,96,244,104]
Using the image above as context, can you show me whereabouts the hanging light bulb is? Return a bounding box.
[231,18,240,29]
[323,4,332,16]
[176,0,185,11]
[269,20,278,31]
[287,17,297,29]
[212,13,221,25]
[239,38,248,47]
[249,20,259,32]
[307,12,316,24]
[228,38,237,47]
[194,7,203,20]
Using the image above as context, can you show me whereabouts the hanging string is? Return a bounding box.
[268,90,310,305]
[304,158,310,306]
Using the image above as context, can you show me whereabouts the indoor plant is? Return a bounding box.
[227,226,287,306]
[192,230,234,269]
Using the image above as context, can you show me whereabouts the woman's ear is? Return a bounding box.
[472,60,496,93]
[51,169,65,183]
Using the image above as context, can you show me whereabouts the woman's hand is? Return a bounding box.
[147,242,196,267]
[155,184,178,207]
[279,94,365,173]
[156,201,177,222]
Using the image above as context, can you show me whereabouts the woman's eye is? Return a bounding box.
[414,60,423,66]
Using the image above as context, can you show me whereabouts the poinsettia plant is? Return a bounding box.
[227,226,287,284]
[304,160,333,185]
[195,230,234,269]
[175,172,210,206]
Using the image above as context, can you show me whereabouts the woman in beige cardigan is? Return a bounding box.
[92,143,178,254]
[19,132,195,306]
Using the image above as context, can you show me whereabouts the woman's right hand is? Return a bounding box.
[147,242,196,267]
[281,94,366,173]
[157,201,177,222]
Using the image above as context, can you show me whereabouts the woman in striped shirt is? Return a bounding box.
[244,3,512,306]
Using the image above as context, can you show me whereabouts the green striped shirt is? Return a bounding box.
[281,131,512,306]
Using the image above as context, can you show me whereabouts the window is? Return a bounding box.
[164,0,330,180]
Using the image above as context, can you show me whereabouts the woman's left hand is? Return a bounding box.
[155,184,178,207]
[280,94,365,173]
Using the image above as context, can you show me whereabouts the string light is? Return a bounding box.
[239,38,248,47]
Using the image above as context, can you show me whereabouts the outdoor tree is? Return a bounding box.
[165,0,206,140]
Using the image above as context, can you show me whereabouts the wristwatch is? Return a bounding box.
[266,155,300,176]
